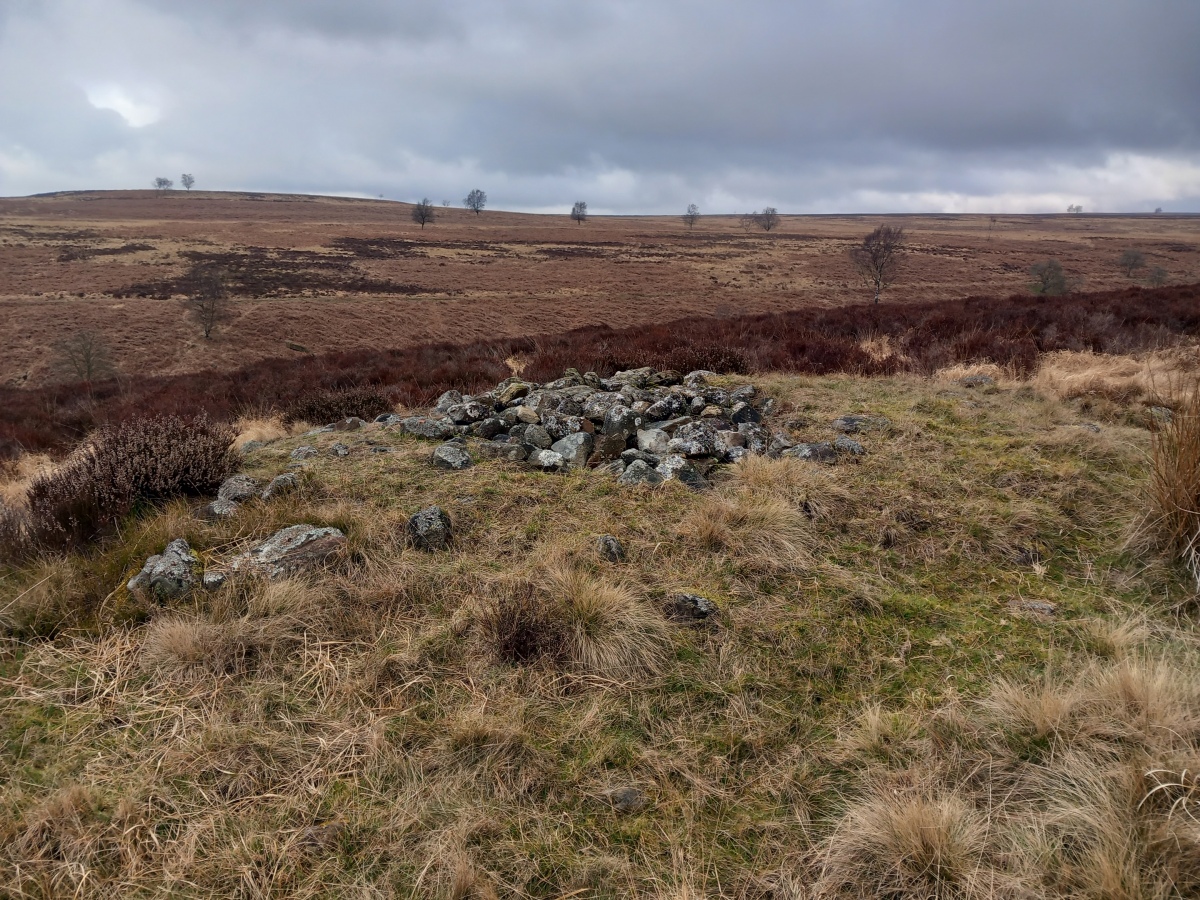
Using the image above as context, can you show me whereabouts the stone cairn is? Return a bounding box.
[377,366,875,489]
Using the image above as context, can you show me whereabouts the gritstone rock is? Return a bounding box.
[667,592,719,622]
[261,473,299,500]
[597,535,626,562]
[617,459,664,486]
[403,415,458,440]
[197,498,240,521]
[218,474,261,503]
[229,525,347,579]
[407,506,453,551]
[550,432,594,467]
[127,539,201,600]
[290,445,318,461]
[431,443,473,470]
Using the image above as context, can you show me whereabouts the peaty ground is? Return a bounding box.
[2,190,1198,387]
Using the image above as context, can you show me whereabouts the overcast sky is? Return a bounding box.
[1,0,1198,213]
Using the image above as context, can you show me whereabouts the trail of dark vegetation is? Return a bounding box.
[2,283,1197,458]
[116,247,430,298]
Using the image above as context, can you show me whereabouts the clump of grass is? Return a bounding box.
[1140,379,1200,585]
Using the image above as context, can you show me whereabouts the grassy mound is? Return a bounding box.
[1,371,1197,897]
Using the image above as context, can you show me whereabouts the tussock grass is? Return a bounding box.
[1138,379,1200,585]
[3,368,1197,895]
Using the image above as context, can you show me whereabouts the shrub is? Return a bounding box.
[282,387,392,426]
[1030,259,1068,296]
[0,414,236,560]
[1142,382,1200,585]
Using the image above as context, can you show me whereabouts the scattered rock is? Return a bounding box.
[477,440,529,461]
[523,424,553,450]
[202,570,227,591]
[197,498,240,521]
[239,440,265,453]
[656,455,708,489]
[332,417,365,432]
[833,435,865,456]
[431,443,473,470]
[1147,406,1173,426]
[667,592,719,622]
[375,413,404,426]
[603,786,647,813]
[127,539,201,600]
[218,474,261,503]
[960,374,995,388]
[229,525,347,578]
[435,390,463,413]
[636,428,671,455]
[597,534,626,562]
[782,442,838,463]
[329,442,350,457]
[290,445,318,461]
[617,459,665,486]
[832,414,890,434]
[407,506,453,551]
[261,473,299,500]
[1008,599,1058,619]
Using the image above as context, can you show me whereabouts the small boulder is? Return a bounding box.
[637,428,671,455]
[515,405,541,424]
[332,417,365,432]
[402,415,458,440]
[528,448,566,471]
[523,424,553,450]
[667,592,719,622]
[590,432,628,462]
[603,785,647,813]
[782,442,838,463]
[290,445,318,461]
[497,381,531,404]
[473,417,507,440]
[597,535,626,562]
[959,374,995,388]
[375,413,404,426]
[833,435,865,456]
[832,414,890,434]
[602,404,645,438]
[260,472,299,500]
[431,443,473,470]
[617,459,665,486]
[202,570,227,591]
[477,440,529,462]
[644,395,688,421]
[730,401,761,425]
[621,448,660,467]
[551,432,594,468]
[668,422,718,457]
[127,539,201,600]
[329,442,350,457]
[197,498,240,521]
[218,474,261,503]
[446,400,489,424]
[229,525,347,578]
[656,455,708,490]
[434,390,463,413]
[407,506,453,551]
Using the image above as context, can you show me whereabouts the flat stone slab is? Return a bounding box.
[228,525,347,578]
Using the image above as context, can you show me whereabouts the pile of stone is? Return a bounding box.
[198,472,298,520]
[378,366,878,487]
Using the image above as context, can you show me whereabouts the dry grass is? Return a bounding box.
[1034,346,1200,408]
[1137,377,1200,585]
[0,452,55,507]
[231,414,298,448]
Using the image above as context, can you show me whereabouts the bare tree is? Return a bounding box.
[754,207,780,231]
[1067,204,1083,214]
[153,177,174,195]
[180,173,195,191]
[53,330,116,382]
[987,215,998,239]
[412,198,435,228]
[850,224,905,304]
[182,264,231,339]
[1118,248,1146,278]
[1148,266,1169,287]
[1029,259,1068,296]
[464,189,487,215]
[682,203,700,230]
[571,201,588,224]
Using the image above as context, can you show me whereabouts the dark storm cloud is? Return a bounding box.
[1,0,1197,211]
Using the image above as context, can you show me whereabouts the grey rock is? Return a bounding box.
[523,424,553,450]
[716,430,746,454]
[198,498,240,521]
[582,392,622,422]
[435,390,463,413]
[609,366,656,388]
[542,413,588,440]
[477,440,529,461]
[303,426,334,436]
[290,445,318,461]
[597,535,626,562]
[603,786,646,813]
[406,506,453,551]
[473,417,507,439]
[218,474,261,503]
[637,428,671,455]
[760,398,778,417]
[656,455,708,489]
[730,401,761,425]
[431,443,473,470]
[497,381,531,404]
[644,394,688,421]
[833,435,865,456]
[446,400,489,424]
[603,404,645,438]
[597,459,627,476]
[832,414,890,434]
[332,417,365,432]
[375,413,404,425]
[261,473,299,500]
[127,539,201,600]
[528,448,567,471]
[202,570,227,591]
[402,415,458,440]
[329,442,350,457]
[767,432,796,457]
[239,440,265,453]
[684,370,715,388]
[729,384,758,404]
[621,448,660,467]
[229,525,347,578]
[667,422,718,457]
[667,592,718,622]
[960,374,995,388]
[515,405,541,424]
[551,432,594,467]
[617,459,665,486]
[1147,406,1173,425]
[783,442,838,463]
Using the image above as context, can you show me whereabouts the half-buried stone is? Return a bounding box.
[431,442,473,470]
[228,525,347,579]
[218,474,261,503]
[407,506,453,551]
[127,539,201,600]
[617,459,664,486]
[551,432,594,468]
[260,472,298,500]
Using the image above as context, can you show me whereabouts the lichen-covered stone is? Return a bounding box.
[406,506,453,551]
[127,539,201,600]
[229,525,347,578]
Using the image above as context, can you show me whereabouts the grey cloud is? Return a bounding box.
[0,0,1197,212]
